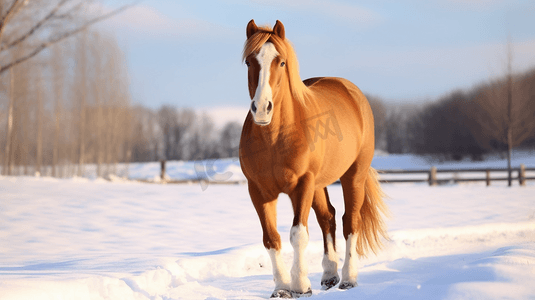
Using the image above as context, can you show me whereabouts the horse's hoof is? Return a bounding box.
[270,289,292,298]
[339,281,357,290]
[291,288,312,298]
[321,276,340,290]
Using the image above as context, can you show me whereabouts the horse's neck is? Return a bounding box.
[257,91,300,146]
[274,93,299,129]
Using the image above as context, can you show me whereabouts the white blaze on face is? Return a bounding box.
[252,42,279,125]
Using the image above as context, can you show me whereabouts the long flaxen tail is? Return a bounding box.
[356,167,389,257]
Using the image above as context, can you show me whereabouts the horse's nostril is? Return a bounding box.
[267,101,273,113]
[251,101,257,113]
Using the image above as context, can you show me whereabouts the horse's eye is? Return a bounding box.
[280,61,285,67]
[245,61,250,67]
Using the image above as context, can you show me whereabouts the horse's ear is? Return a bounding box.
[273,20,285,40]
[246,19,258,39]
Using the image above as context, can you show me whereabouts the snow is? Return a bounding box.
[1,154,535,299]
[128,158,245,183]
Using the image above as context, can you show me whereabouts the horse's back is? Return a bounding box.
[305,76,373,130]
[305,77,368,106]
[304,76,375,184]
[302,77,324,87]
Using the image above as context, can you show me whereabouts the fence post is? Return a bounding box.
[486,170,491,186]
[429,166,437,186]
[519,164,526,186]
[160,160,166,182]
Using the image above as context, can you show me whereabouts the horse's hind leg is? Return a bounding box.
[312,187,340,289]
[339,160,369,289]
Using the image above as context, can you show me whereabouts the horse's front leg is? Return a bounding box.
[248,182,292,298]
[288,172,315,297]
[312,187,339,290]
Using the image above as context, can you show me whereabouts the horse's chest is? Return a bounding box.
[241,134,310,190]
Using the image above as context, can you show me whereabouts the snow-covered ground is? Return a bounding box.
[1,165,534,299]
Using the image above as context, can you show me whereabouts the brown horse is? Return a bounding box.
[239,20,388,298]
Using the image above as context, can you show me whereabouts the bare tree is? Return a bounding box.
[158,105,177,161]
[470,39,535,186]
[92,31,104,177]
[0,0,135,75]
[51,43,66,177]
[173,108,195,160]
[1,0,135,177]
[103,34,132,177]
[190,113,215,160]
[74,30,88,176]
[12,54,30,175]
[2,66,14,175]
[366,95,387,151]
[219,121,242,158]
[129,107,150,162]
[35,68,44,175]
[385,104,415,154]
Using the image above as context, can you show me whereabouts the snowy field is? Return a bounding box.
[1,153,535,299]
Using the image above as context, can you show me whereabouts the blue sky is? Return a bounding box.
[101,0,535,113]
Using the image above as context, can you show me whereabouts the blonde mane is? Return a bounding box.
[242,25,312,105]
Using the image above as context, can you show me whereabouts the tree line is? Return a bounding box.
[1,29,134,177]
[119,63,535,167]
[1,1,534,178]
[2,44,535,178]
[0,22,243,177]
[129,106,242,163]
[376,67,535,161]
[0,0,242,177]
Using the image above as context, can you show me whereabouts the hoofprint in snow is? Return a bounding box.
[1,173,534,300]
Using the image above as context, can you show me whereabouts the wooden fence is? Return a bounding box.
[155,160,534,187]
[377,164,535,186]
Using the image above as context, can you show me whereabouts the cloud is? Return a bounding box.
[440,0,508,11]
[346,38,535,74]
[510,38,535,73]
[248,0,382,27]
[312,1,382,26]
[97,4,230,40]
[447,0,504,4]
[339,38,535,100]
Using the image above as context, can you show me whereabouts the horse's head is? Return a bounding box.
[243,20,289,126]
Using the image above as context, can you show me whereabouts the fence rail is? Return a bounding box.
[3,160,533,187]
[153,160,534,187]
[377,164,535,186]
